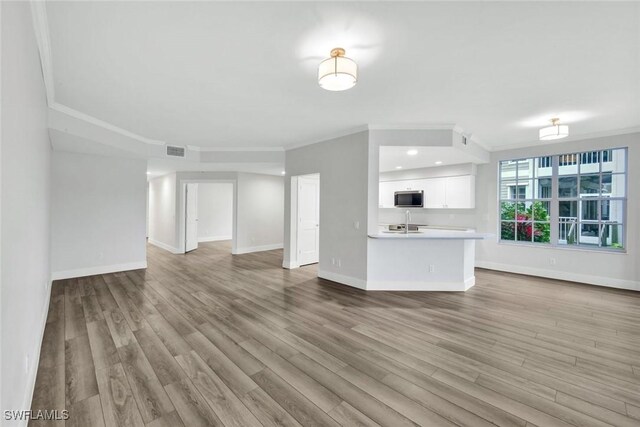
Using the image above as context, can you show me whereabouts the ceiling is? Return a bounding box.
[379,146,486,172]
[45,1,639,150]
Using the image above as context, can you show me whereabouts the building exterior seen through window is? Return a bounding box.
[499,148,626,250]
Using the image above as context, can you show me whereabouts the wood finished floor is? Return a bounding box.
[31,241,640,427]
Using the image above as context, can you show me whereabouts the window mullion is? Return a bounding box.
[550,155,559,245]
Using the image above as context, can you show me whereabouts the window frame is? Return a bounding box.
[498,147,627,253]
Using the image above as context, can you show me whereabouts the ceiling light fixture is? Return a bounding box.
[539,118,569,141]
[435,161,443,165]
[395,166,403,169]
[281,171,286,175]
[318,47,357,91]
[407,149,418,156]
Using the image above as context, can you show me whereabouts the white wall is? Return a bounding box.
[174,171,237,253]
[150,171,283,255]
[148,173,178,253]
[50,151,147,279]
[197,183,233,242]
[284,131,371,284]
[1,2,52,421]
[236,173,284,253]
[475,132,639,290]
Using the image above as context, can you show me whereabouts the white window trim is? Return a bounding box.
[498,148,627,253]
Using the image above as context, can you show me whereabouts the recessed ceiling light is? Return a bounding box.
[407,149,418,156]
[318,47,357,91]
[434,161,443,165]
[146,171,151,175]
[539,118,569,141]
[395,166,403,169]
[281,171,286,175]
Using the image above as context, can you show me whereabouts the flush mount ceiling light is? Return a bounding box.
[318,47,357,91]
[395,166,403,169]
[539,118,569,141]
[407,149,418,156]
[434,161,443,165]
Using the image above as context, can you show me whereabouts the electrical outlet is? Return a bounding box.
[354,221,360,230]
[549,257,557,265]
[428,265,435,273]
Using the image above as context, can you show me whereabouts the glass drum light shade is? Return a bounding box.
[318,55,357,91]
[539,124,569,141]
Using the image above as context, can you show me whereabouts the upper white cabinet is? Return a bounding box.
[444,175,475,208]
[422,178,446,208]
[379,175,475,209]
[378,181,397,208]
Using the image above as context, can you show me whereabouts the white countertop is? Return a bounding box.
[369,228,491,240]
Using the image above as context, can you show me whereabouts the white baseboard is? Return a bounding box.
[148,238,182,254]
[22,278,52,423]
[318,270,367,290]
[476,260,640,292]
[366,276,475,291]
[233,243,283,255]
[51,261,148,281]
[282,260,300,269]
[318,270,475,292]
[198,235,232,243]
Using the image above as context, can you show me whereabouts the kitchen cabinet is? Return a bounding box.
[444,175,475,208]
[379,175,475,209]
[422,178,446,208]
[378,181,397,208]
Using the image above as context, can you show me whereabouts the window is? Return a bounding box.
[499,148,626,250]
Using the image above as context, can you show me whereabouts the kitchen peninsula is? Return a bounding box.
[367,226,490,291]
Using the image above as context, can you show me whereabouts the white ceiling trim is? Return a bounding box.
[50,102,166,146]
[488,126,640,152]
[284,124,371,150]
[30,1,55,106]
[188,145,284,152]
[368,123,455,131]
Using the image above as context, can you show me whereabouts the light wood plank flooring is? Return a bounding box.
[31,241,640,426]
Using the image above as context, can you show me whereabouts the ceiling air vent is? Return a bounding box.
[166,145,186,158]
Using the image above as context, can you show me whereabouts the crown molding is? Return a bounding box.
[51,103,166,146]
[285,125,370,150]
[188,145,284,152]
[368,123,455,131]
[490,126,640,152]
[30,0,55,106]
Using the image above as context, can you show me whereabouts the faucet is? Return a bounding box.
[405,210,411,234]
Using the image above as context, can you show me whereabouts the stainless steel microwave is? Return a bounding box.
[394,190,424,208]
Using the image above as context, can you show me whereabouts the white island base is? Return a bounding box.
[365,229,490,291]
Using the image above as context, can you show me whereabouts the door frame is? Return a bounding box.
[177,179,238,254]
[287,173,320,268]
[184,183,199,252]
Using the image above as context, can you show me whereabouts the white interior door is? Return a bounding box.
[297,176,320,266]
[185,183,199,252]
